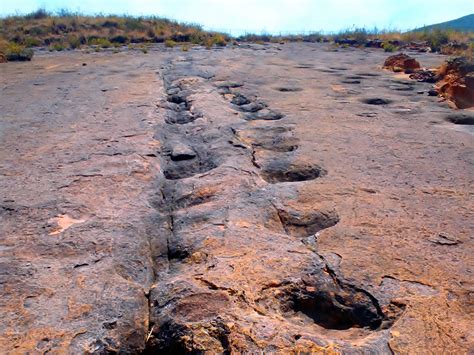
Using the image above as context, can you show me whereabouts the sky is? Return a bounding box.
[1,0,473,35]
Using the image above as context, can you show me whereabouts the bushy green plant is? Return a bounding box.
[24,37,41,47]
[190,32,205,45]
[212,34,227,47]
[49,42,67,51]
[25,8,49,20]
[88,37,112,48]
[2,42,34,61]
[165,39,176,48]
[383,43,397,52]
[422,29,450,51]
[124,17,146,31]
[67,35,82,49]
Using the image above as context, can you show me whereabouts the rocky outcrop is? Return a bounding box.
[436,57,474,109]
[383,53,421,73]
[143,58,406,353]
[1,42,472,353]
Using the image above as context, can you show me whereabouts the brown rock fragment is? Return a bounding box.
[436,57,474,109]
[384,53,421,73]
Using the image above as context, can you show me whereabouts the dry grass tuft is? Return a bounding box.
[0,8,229,53]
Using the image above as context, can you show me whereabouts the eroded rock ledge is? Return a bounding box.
[144,57,405,353]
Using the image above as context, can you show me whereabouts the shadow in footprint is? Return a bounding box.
[163,152,218,180]
[362,98,393,105]
[245,110,285,121]
[286,272,386,330]
[275,87,303,92]
[276,206,339,238]
[261,159,326,183]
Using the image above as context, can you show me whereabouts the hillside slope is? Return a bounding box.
[416,14,474,32]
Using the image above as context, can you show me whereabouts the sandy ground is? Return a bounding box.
[0,43,472,353]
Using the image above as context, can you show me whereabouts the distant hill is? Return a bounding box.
[415,14,474,32]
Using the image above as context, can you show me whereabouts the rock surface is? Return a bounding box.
[0,43,472,353]
[436,57,474,109]
[384,53,421,73]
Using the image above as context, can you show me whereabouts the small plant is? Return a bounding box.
[212,34,227,47]
[383,43,397,52]
[88,38,112,48]
[421,29,449,52]
[67,36,82,49]
[181,44,189,52]
[190,32,204,45]
[24,37,41,47]
[25,8,49,20]
[1,42,34,61]
[49,42,67,51]
[203,37,214,49]
[165,39,176,48]
[124,17,146,31]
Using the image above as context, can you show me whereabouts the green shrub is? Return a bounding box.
[3,42,34,61]
[190,32,204,45]
[383,43,397,52]
[203,37,214,49]
[212,34,227,47]
[25,8,49,20]
[165,39,176,48]
[124,17,146,31]
[422,29,449,51]
[24,37,41,47]
[49,42,67,51]
[202,34,227,49]
[27,26,47,36]
[88,37,112,48]
[67,35,82,49]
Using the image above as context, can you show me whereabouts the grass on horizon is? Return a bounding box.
[239,27,473,57]
[0,9,473,61]
[0,8,231,60]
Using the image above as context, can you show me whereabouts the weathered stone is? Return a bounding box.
[0,42,471,354]
[384,53,421,73]
[170,143,196,161]
[436,57,474,109]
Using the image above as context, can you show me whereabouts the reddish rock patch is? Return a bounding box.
[384,53,421,73]
[436,57,474,109]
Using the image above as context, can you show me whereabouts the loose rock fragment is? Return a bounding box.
[383,53,421,73]
[170,143,196,161]
[436,57,474,109]
[428,233,461,245]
